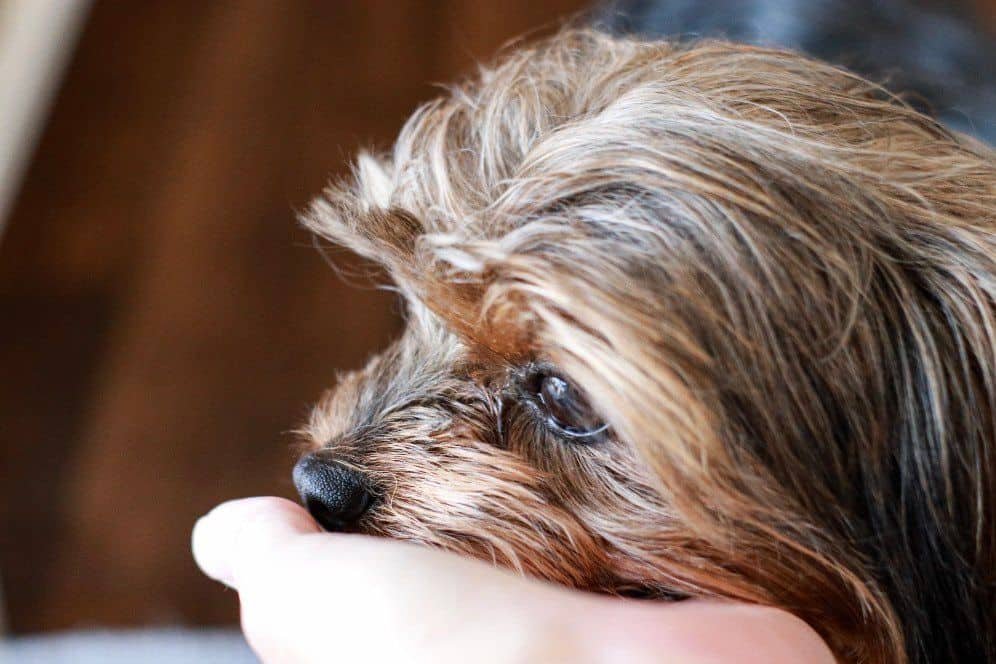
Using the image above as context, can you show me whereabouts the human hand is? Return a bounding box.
[192,497,835,663]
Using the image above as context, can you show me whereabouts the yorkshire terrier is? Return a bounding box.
[292,29,995,663]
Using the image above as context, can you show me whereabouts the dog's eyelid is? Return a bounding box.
[513,364,608,444]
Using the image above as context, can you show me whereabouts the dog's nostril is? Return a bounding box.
[292,454,374,532]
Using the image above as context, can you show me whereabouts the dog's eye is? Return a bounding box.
[527,371,608,442]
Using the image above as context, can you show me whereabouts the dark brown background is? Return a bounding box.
[0,0,586,633]
[2,0,994,636]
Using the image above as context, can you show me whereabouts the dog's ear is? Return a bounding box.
[304,151,424,280]
[305,152,491,339]
[354,152,394,210]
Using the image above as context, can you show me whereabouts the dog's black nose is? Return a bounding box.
[292,454,374,532]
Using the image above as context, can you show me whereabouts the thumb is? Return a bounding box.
[192,496,322,590]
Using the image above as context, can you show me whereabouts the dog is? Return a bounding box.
[292,29,995,663]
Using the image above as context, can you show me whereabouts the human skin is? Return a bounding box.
[192,497,835,663]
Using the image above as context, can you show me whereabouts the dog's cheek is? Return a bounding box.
[357,435,614,588]
[545,448,705,594]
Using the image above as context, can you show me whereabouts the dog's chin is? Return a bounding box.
[353,509,683,601]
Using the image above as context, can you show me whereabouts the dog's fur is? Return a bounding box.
[300,30,996,663]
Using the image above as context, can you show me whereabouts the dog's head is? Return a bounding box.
[295,31,996,663]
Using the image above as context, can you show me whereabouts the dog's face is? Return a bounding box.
[293,31,996,664]
[297,312,674,592]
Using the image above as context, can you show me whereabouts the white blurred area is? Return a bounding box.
[0,0,89,237]
[0,0,89,634]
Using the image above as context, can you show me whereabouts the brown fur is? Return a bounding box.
[300,30,996,663]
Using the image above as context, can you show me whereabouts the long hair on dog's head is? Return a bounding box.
[302,30,996,663]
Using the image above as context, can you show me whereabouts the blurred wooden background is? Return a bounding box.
[0,0,586,633]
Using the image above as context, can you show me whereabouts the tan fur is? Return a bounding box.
[301,30,996,663]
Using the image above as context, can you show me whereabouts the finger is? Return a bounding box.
[192,496,321,589]
[583,599,836,664]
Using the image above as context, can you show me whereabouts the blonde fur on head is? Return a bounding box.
[301,29,996,663]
